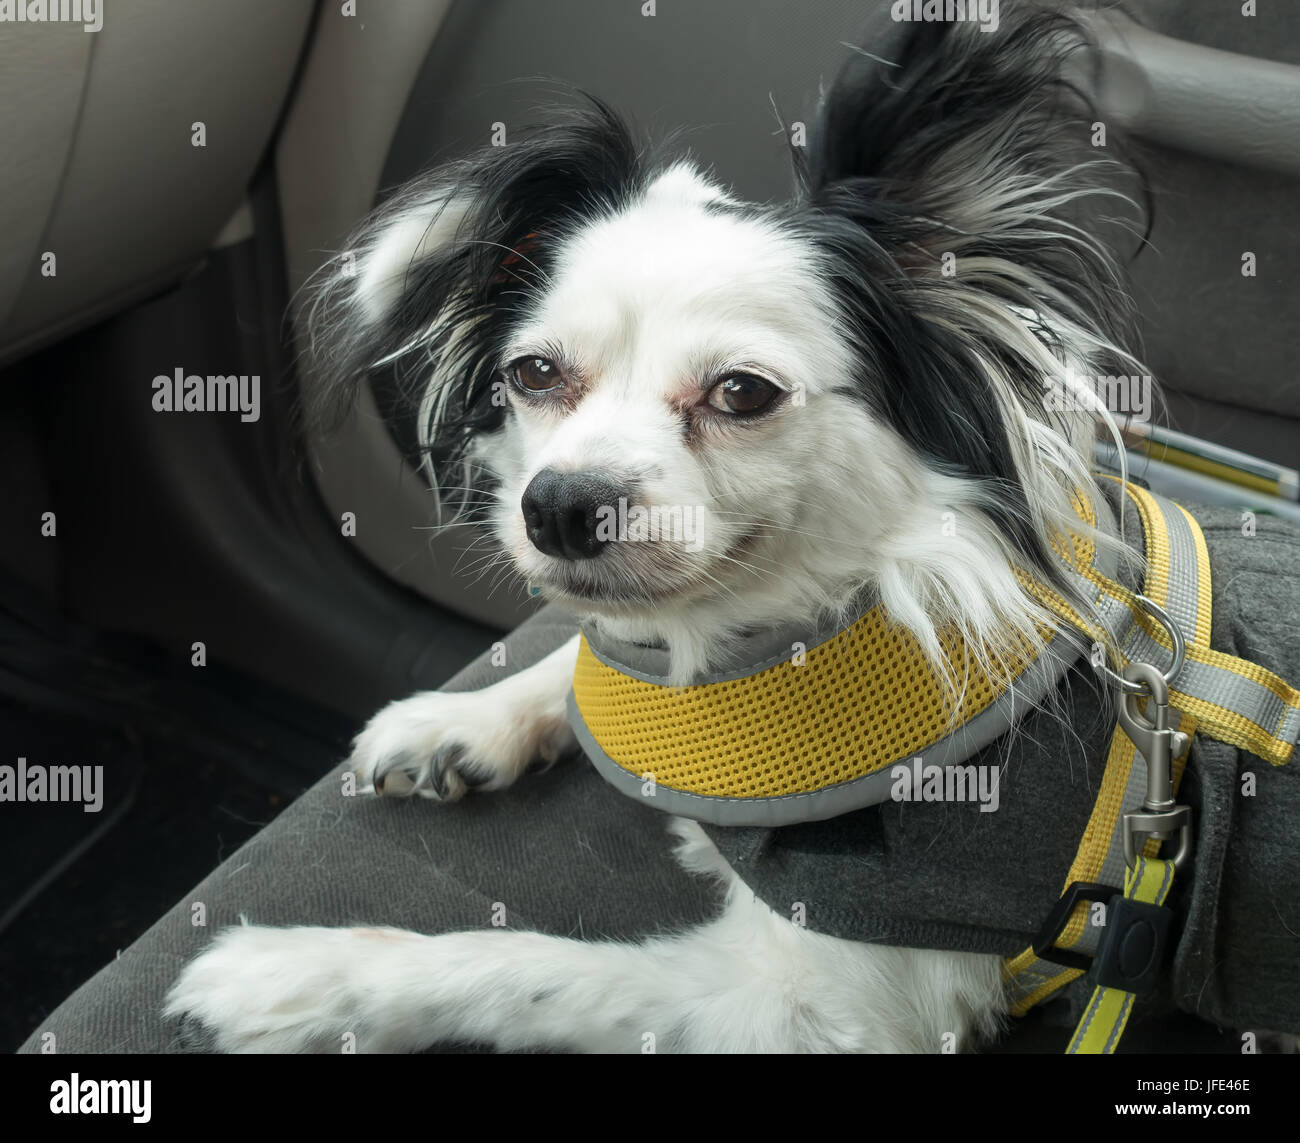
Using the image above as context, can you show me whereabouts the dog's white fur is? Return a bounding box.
[166,14,1166,1051]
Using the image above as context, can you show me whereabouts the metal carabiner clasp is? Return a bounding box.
[1118,661,1193,871]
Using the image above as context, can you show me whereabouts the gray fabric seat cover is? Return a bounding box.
[19,494,1300,1051]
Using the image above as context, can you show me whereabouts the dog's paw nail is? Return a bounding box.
[430,747,468,800]
[367,752,424,798]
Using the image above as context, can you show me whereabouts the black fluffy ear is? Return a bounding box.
[300,97,646,483]
[799,4,1140,328]
[792,3,1147,590]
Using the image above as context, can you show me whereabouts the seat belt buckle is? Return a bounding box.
[1032,880,1177,991]
[1089,893,1175,996]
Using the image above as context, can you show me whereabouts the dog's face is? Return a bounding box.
[485,164,912,620]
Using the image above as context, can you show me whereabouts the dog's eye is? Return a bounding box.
[706,373,779,416]
[509,357,566,393]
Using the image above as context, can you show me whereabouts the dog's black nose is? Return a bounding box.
[521,469,624,560]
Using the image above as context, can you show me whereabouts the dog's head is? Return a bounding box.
[306,6,1148,679]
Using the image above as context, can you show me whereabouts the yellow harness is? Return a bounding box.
[567,479,1300,1052]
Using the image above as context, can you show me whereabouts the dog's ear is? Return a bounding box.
[795,5,1145,590]
[800,7,1140,322]
[300,97,644,467]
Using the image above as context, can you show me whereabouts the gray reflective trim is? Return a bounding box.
[1104,997,1138,1052]
[1280,707,1300,748]
[1088,504,1122,581]
[1156,491,1201,641]
[579,587,879,686]
[568,632,1083,828]
[1060,555,1140,649]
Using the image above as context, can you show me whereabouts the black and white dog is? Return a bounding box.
[166,5,1203,1051]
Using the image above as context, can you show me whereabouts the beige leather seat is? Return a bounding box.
[0,0,315,366]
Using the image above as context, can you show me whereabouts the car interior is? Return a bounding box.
[2,0,1297,1054]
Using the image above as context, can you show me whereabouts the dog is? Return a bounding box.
[164,4,1300,1052]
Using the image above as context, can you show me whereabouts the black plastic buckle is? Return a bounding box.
[1032,881,1115,971]
[1033,880,1175,994]
[1091,895,1174,996]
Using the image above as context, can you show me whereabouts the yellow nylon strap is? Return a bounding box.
[1028,483,1297,766]
[1005,483,1204,1013]
[1002,726,1148,1013]
[1002,708,1196,1014]
[1119,490,1294,764]
[1011,483,1298,1025]
[1065,856,1176,1054]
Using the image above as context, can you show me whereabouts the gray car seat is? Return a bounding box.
[19,0,1300,1053]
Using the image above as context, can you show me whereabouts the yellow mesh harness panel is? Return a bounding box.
[573,612,1041,801]
[573,482,1297,822]
[571,500,1097,811]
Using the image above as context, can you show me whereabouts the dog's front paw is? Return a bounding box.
[348,685,574,800]
[165,925,358,1052]
[164,925,421,1053]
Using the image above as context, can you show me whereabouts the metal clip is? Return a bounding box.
[1091,595,1188,697]
[1118,661,1193,871]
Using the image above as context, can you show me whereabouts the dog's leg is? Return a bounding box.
[348,634,580,799]
[165,824,1006,1054]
